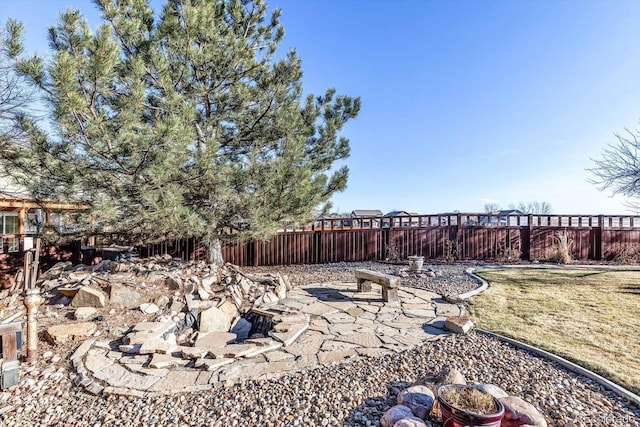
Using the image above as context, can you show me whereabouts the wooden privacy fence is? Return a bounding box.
[220,213,640,266]
[5,213,640,280]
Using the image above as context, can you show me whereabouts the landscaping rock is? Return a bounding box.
[92,260,117,273]
[201,273,218,290]
[396,385,435,420]
[45,322,97,345]
[74,307,97,320]
[381,405,415,427]
[110,283,144,309]
[217,299,239,321]
[71,286,107,308]
[500,396,548,427]
[474,383,509,399]
[414,367,466,393]
[444,316,474,334]
[57,286,81,298]
[199,306,231,333]
[154,295,170,310]
[195,332,237,349]
[393,418,430,427]
[140,302,160,314]
[165,276,181,290]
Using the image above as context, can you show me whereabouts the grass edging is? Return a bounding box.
[460,267,490,299]
[476,329,640,407]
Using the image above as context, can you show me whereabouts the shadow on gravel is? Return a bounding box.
[342,394,389,426]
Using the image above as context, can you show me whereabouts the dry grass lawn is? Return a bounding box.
[469,266,640,395]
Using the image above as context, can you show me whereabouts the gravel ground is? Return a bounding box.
[2,333,639,426]
[2,261,639,427]
[246,261,481,297]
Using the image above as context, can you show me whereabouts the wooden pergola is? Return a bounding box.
[0,198,90,234]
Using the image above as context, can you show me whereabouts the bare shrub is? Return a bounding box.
[385,241,400,262]
[547,231,574,264]
[605,243,640,263]
[496,242,522,263]
[444,239,459,263]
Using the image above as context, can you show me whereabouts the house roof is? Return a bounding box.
[351,209,383,217]
[384,210,410,217]
[0,175,31,200]
[0,174,89,211]
[497,209,525,215]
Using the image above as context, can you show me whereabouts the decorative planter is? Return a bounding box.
[437,384,505,427]
[407,255,424,271]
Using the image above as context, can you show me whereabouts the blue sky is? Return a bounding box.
[2,0,639,215]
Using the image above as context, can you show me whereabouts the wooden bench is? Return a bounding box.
[354,269,399,302]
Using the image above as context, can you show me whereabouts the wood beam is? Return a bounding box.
[18,208,26,235]
[0,199,90,211]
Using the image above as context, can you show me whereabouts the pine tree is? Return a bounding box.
[2,0,360,263]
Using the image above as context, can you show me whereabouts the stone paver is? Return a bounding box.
[72,280,457,395]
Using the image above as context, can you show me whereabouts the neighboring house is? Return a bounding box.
[479,209,526,226]
[383,211,419,227]
[350,209,383,217]
[0,174,87,254]
[350,209,383,227]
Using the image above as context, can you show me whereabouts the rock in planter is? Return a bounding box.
[397,385,435,420]
[380,405,416,427]
[110,283,144,309]
[500,396,547,427]
[444,316,474,334]
[71,286,107,308]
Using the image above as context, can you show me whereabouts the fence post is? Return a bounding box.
[597,215,604,260]
[526,214,533,261]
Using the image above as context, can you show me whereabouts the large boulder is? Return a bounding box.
[499,396,547,427]
[71,286,107,308]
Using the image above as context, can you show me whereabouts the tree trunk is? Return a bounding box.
[207,238,224,266]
